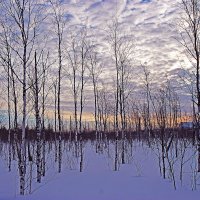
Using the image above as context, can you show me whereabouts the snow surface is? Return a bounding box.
[0,140,199,200]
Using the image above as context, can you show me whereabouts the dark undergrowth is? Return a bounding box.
[0,126,197,143]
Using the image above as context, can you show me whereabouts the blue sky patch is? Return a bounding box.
[141,0,151,3]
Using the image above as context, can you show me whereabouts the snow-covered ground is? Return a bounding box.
[0,139,199,200]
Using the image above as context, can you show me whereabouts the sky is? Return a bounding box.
[52,0,185,75]
[0,0,194,121]
[47,0,190,114]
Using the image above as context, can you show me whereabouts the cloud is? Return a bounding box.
[42,0,191,113]
[0,0,192,116]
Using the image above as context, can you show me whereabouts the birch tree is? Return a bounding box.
[178,0,200,125]
[66,29,90,138]
[88,47,102,134]
[177,1,200,172]
[107,18,134,134]
[49,0,66,173]
[0,0,44,194]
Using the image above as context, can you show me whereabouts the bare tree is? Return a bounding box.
[0,22,13,172]
[178,68,196,126]
[107,19,120,134]
[66,29,90,137]
[107,18,134,135]
[88,46,102,135]
[50,0,66,173]
[27,47,51,182]
[140,64,152,132]
[53,78,58,132]
[0,0,44,194]
[0,15,20,136]
[66,34,80,138]
[98,86,111,133]
[178,0,200,125]
[0,22,12,135]
[79,29,90,134]
[33,51,42,183]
